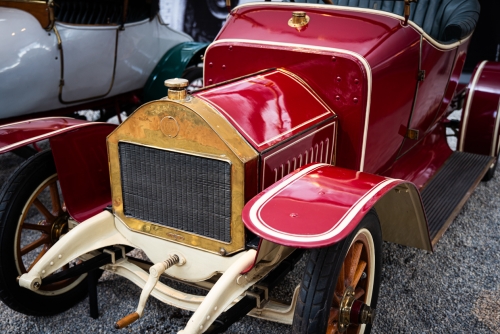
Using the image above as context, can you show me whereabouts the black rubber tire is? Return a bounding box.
[182,66,204,92]
[482,157,497,182]
[292,210,382,334]
[0,150,89,316]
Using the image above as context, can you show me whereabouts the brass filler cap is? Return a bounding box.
[164,78,189,100]
[288,11,310,28]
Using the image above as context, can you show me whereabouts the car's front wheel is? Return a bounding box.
[0,149,89,315]
[292,210,382,333]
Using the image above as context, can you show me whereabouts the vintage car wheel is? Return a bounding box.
[0,150,89,315]
[183,67,204,92]
[292,211,382,334]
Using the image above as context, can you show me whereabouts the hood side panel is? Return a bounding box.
[196,70,335,152]
[204,44,367,170]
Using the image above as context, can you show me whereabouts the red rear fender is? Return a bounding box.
[459,61,500,157]
[242,163,432,251]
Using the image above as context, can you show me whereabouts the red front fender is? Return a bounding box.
[0,117,117,222]
[0,117,92,154]
[242,163,432,251]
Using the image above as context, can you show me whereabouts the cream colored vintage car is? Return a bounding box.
[0,0,206,122]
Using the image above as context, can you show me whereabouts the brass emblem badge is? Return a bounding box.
[160,116,180,138]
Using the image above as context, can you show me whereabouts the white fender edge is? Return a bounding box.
[19,211,131,291]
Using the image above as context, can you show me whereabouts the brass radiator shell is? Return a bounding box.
[107,97,258,255]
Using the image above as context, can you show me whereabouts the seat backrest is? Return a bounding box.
[286,0,480,43]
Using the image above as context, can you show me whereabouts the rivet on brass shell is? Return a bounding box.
[288,11,310,28]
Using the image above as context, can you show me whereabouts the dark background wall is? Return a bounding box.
[463,0,500,72]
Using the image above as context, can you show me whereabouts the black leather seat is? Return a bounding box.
[286,0,480,44]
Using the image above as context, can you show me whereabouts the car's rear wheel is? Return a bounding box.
[0,149,89,315]
[292,210,382,334]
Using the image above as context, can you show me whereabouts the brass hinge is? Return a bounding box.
[406,128,419,140]
[417,70,426,82]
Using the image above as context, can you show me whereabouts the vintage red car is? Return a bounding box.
[0,0,498,333]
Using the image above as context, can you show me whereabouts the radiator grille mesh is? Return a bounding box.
[119,142,232,242]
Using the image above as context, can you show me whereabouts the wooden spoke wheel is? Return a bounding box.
[292,211,382,334]
[328,231,376,334]
[0,150,89,315]
[14,174,83,293]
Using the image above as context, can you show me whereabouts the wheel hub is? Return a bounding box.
[50,215,68,243]
[338,286,376,332]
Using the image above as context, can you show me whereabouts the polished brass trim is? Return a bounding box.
[47,0,54,30]
[160,116,180,138]
[165,78,189,89]
[403,0,418,26]
[406,128,419,140]
[55,25,119,104]
[167,89,187,101]
[118,140,233,165]
[108,97,258,255]
[165,79,189,101]
[339,286,356,332]
[288,11,309,28]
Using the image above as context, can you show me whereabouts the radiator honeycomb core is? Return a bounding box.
[119,142,232,242]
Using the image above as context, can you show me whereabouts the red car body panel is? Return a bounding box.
[196,70,335,152]
[459,61,500,157]
[49,125,115,222]
[0,117,115,222]
[242,163,416,248]
[440,42,469,116]
[383,123,452,189]
[260,121,337,190]
[205,41,368,171]
[205,3,466,190]
[399,40,458,154]
[0,4,479,252]
[0,117,88,154]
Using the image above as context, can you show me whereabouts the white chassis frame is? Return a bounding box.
[18,211,298,333]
